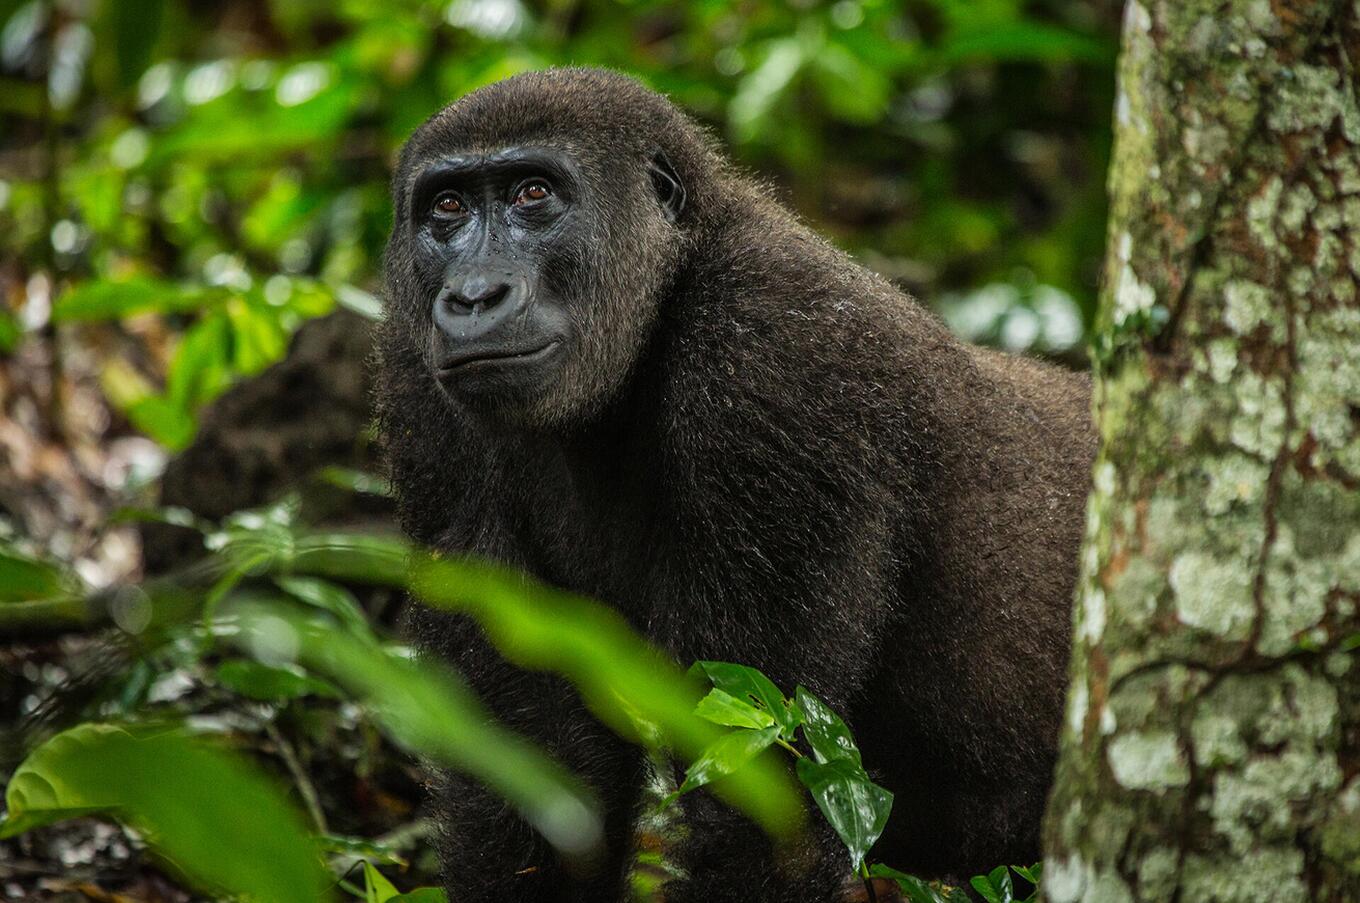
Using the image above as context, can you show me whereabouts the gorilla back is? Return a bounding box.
[377,67,1096,902]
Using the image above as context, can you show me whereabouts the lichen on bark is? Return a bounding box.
[1043,1,1360,900]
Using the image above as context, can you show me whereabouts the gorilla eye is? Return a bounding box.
[513,181,552,206]
[432,192,466,217]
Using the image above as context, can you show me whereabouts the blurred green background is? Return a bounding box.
[0,0,1119,897]
[0,0,1117,449]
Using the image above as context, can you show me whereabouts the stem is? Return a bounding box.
[264,720,329,834]
[860,860,879,903]
[775,737,804,758]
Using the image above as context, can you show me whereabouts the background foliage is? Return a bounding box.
[0,0,1118,898]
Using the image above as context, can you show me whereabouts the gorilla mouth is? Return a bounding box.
[437,340,561,373]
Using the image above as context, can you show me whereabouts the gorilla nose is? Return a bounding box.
[442,276,512,312]
[432,272,528,344]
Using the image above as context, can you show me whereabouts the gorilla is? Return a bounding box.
[376,67,1095,902]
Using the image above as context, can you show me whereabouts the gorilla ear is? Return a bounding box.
[647,151,686,223]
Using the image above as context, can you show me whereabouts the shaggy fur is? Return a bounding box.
[377,67,1096,903]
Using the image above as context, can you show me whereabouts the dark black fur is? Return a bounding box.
[377,67,1096,902]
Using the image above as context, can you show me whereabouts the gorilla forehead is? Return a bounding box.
[398,67,717,189]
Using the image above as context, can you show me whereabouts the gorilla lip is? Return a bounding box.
[437,340,561,372]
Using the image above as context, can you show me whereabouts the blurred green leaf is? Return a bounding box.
[123,394,196,450]
[111,0,165,88]
[224,600,605,859]
[0,547,70,602]
[273,574,371,636]
[795,756,892,871]
[166,312,231,410]
[214,658,339,701]
[936,23,1112,67]
[0,308,21,352]
[0,723,330,902]
[317,834,407,867]
[412,559,805,839]
[53,277,214,322]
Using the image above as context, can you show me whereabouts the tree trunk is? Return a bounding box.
[1042,1,1360,901]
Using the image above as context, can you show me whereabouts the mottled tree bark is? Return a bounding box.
[1042,1,1360,901]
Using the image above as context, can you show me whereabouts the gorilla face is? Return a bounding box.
[409,146,579,407]
[399,136,687,428]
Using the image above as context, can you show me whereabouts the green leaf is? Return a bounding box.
[1011,861,1042,886]
[111,0,164,87]
[274,575,370,636]
[0,308,20,352]
[0,548,70,602]
[795,756,892,870]
[0,723,329,902]
[166,312,232,410]
[936,23,1112,67]
[317,834,406,866]
[390,891,447,903]
[868,864,957,903]
[729,37,804,143]
[692,661,800,736]
[226,298,288,374]
[364,860,401,903]
[795,686,860,765]
[694,688,777,730]
[214,659,339,701]
[970,865,1014,903]
[123,395,197,450]
[52,277,214,322]
[669,725,780,801]
[223,600,604,859]
[411,560,805,839]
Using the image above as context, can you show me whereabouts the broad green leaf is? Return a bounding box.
[693,661,800,736]
[795,756,892,870]
[0,723,329,902]
[795,686,860,764]
[223,601,604,859]
[694,688,776,730]
[364,860,401,903]
[868,864,959,903]
[1011,861,1042,887]
[970,865,1014,903]
[669,725,780,800]
[214,659,339,701]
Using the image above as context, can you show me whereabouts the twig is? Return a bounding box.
[264,720,329,835]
